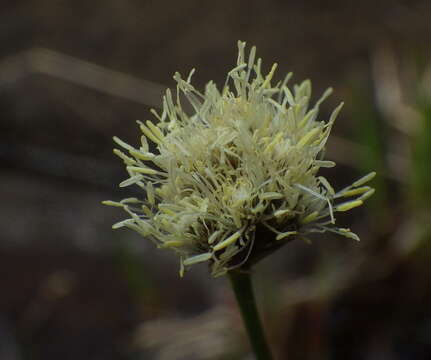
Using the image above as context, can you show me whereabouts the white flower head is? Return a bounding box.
[104,41,375,277]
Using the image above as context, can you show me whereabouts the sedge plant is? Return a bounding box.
[104,41,375,359]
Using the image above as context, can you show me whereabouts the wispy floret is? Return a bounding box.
[104,41,375,277]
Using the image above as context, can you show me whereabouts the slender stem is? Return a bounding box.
[228,270,273,360]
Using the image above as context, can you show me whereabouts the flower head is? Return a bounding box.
[104,41,375,277]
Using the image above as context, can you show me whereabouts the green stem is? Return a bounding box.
[228,270,273,360]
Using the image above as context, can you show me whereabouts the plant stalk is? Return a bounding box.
[228,270,273,360]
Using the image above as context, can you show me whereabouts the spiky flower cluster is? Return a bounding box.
[104,41,375,277]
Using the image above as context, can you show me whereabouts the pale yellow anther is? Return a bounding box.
[262,63,278,89]
[283,86,295,106]
[213,231,242,251]
[297,127,320,147]
[302,211,319,224]
[113,136,135,151]
[276,231,297,240]
[341,186,371,198]
[318,176,335,195]
[140,135,149,152]
[260,192,284,201]
[358,188,375,201]
[208,230,223,244]
[138,121,162,145]
[129,149,155,161]
[126,166,159,175]
[314,160,336,168]
[159,207,176,217]
[298,109,316,129]
[120,198,141,204]
[162,240,184,248]
[352,172,376,187]
[183,252,212,266]
[102,200,123,207]
[336,200,363,212]
[146,120,165,141]
[113,149,137,165]
[339,228,360,241]
[112,219,134,229]
[119,175,143,187]
[264,132,284,153]
[141,205,153,217]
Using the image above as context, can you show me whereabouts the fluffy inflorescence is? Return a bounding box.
[104,41,375,277]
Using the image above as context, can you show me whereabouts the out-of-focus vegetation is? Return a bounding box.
[1,1,431,359]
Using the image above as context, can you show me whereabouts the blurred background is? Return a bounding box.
[1,1,431,359]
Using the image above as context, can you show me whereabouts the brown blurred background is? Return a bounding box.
[2,1,431,359]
